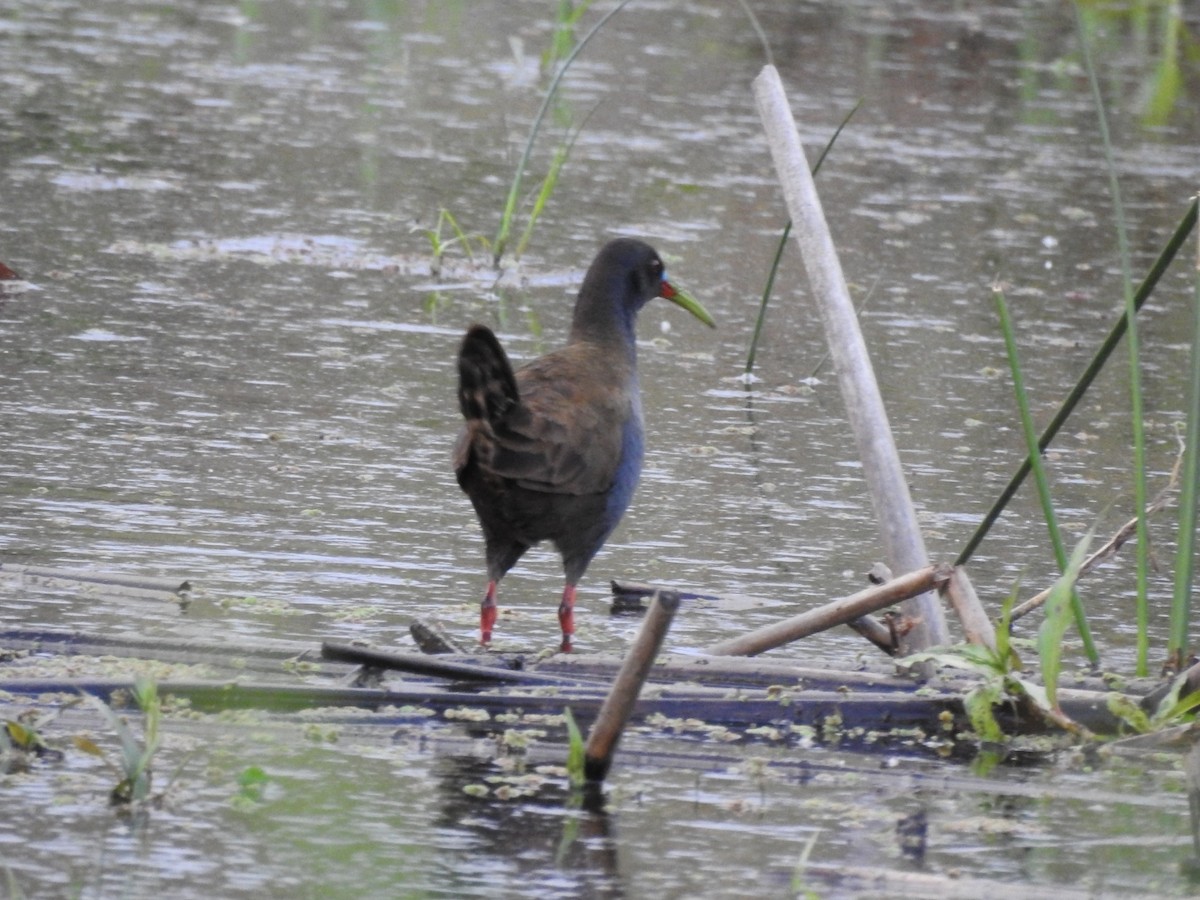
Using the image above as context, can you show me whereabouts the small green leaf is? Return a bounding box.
[238,765,269,789]
[996,579,1021,669]
[1155,688,1200,726]
[563,707,585,788]
[1039,530,1094,710]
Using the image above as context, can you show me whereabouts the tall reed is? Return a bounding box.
[994,287,1099,665]
[492,0,634,265]
[1170,200,1200,668]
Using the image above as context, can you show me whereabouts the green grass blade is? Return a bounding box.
[1039,532,1092,711]
[514,107,593,261]
[564,706,585,789]
[734,0,774,67]
[1170,198,1200,665]
[745,100,860,376]
[1074,1,1148,673]
[996,578,1022,671]
[440,208,475,264]
[995,287,1098,665]
[492,0,635,265]
[745,221,790,377]
[955,198,1198,568]
[543,0,595,71]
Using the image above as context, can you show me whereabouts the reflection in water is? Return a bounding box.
[431,754,623,898]
[1185,741,1200,881]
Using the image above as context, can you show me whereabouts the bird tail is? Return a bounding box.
[457,324,518,426]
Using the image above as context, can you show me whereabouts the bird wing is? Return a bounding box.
[456,336,627,497]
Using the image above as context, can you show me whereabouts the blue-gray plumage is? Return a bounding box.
[453,238,714,650]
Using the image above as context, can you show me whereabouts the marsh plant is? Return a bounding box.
[1,710,63,771]
[74,679,163,805]
[906,532,1095,746]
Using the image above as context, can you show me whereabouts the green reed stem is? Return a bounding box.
[745,100,860,376]
[995,287,1099,665]
[514,108,592,261]
[1170,200,1200,667]
[956,198,1198,569]
[745,221,790,377]
[1075,2,1149,674]
[492,0,634,266]
[735,0,774,67]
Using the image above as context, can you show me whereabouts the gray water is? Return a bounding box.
[2,1,1199,896]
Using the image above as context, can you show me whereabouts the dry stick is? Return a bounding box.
[610,578,897,654]
[752,65,948,653]
[1009,438,1186,624]
[940,567,997,649]
[705,564,952,657]
[584,590,681,783]
[844,613,898,655]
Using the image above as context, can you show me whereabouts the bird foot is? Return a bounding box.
[480,603,498,646]
[558,599,574,653]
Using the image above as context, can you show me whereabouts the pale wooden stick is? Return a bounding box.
[752,65,948,652]
[940,567,996,649]
[705,564,951,657]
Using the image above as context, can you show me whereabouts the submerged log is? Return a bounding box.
[321,641,604,688]
[0,627,1175,741]
[0,675,971,734]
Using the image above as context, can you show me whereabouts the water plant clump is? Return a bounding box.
[74,679,163,806]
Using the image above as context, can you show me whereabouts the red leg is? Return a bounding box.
[558,583,576,652]
[480,581,498,646]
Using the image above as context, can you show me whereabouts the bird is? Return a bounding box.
[453,238,714,651]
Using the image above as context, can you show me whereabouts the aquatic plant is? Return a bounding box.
[907,535,1095,746]
[1171,198,1200,670]
[1107,670,1200,735]
[416,208,485,277]
[492,0,634,265]
[231,765,270,810]
[957,201,1197,570]
[994,286,1098,665]
[1,711,63,770]
[74,679,162,805]
[563,706,585,789]
[1075,0,1151,675]
[1076,0,1193,126]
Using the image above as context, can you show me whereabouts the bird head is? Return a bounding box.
[572,238,715,346]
